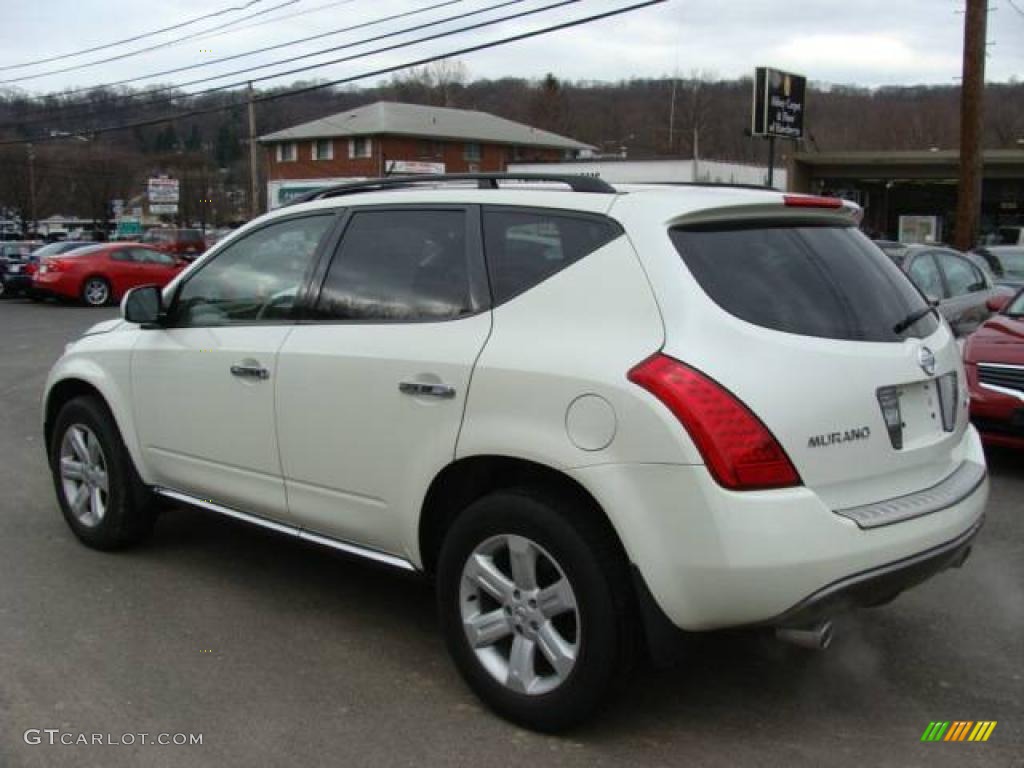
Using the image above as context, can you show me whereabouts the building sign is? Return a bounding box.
[385,160,446,175]
[147,177,180,204]
[898,215,941,245]
[150,203,178,215]
[752,67,806,139]
[267,178,367,210]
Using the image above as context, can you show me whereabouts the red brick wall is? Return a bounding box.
[265,135,564,180]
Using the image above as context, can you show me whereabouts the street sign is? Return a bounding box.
[752,67,806,139]
[147,177,180,204]
[385,160,446,175]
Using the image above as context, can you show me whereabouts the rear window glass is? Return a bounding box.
[670,223,940,341]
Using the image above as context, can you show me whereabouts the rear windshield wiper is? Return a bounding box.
[893,303,938,334]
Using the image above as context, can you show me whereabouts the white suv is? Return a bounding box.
[43,174,988,730]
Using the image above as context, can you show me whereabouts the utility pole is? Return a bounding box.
[954,0,987,251]
[247,81,259,219]
[26,143,37,235]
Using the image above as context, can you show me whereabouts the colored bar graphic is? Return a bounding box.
[921,721,996,742]
[922,722,950,741]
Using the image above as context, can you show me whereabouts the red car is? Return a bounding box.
[141,228,207,261]
[33,243,185,306]
[964,288,1024,449]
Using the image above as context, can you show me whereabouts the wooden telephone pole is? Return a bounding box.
[954,0,987,251]
[247,82,259,219]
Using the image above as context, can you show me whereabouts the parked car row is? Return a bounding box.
[0,241,186,304]
[874,241,1015,336]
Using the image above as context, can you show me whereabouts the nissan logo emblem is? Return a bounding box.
[918,346,936,376]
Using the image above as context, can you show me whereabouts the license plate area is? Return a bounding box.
[877,374,957,450]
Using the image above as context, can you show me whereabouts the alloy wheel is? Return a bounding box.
[459,534,580,696]
[83,279,109,306]
[59,424,109,527]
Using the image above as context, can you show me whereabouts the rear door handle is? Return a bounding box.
[399,381,456,399]
[230,364,269,380]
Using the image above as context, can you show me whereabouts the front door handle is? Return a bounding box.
[399,381,456,399]
[230,364,269,380]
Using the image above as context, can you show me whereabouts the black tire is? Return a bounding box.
[81,276,111,306]
[49,395,156,550]
[0,278,8,298]
[437,487,635,731]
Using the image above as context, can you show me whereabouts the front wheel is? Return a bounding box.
[437,488,634,731]
[50,395,156,549]
[81,277,111,306]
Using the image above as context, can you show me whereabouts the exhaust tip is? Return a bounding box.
[775,620,833,651]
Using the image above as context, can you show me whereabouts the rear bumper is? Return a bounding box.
[32,274,77,299]
[2,273,32,292]
[768,514,982,628]
[569,426,989,630]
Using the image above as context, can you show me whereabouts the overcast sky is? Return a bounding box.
[1,0,1022,97]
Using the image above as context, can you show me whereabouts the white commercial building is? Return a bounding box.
[508,158,786,190]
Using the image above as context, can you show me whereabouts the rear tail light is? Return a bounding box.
[627,354,801,491]
[783,194,843,209]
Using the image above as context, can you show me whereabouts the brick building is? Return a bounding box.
[258,101,593,208]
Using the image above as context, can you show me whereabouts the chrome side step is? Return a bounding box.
[154,487,417,572]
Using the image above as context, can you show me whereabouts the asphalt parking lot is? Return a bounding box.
[0,298,1021,768]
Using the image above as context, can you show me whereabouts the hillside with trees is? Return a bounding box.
[1,66,1022,227]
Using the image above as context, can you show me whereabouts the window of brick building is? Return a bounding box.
[276,142,297,162]
[349,137,372,159]
[463,143,482,162]
[313,139,334,161]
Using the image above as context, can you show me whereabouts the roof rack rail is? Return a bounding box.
[633,181,778,192]
[286,172,616,205]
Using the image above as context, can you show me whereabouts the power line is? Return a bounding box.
[1007,0,1024,17]
[54,0,464,100]
[0,0,307,84]
[0,1,666,147]
[0,0,268,71]
[5,0,548,130]
[188,0,378,46]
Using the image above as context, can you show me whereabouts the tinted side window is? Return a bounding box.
[110,249,135,262]
[670,223,940,342]
[908,254,944,298]
[173,215,332,326]
[137,248,175,265]
[312,209,471,322]
[482,208,622,305]
[935,252,985,296]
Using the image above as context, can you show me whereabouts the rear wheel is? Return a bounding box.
[437,488,634,731]
[49,396,156,549]
[81,277,111,306]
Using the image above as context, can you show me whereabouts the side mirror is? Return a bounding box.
[925,294,941,307]
[121,285,162,325]
[986,294,1010,313]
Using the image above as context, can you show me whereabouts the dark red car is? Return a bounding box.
[964,289,1024,449]
[141,228,207,260]
[32,243,185,306]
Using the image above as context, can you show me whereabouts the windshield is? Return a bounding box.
[34,241,89,258]
[1006,290,1024,316]
[994,249,1024,279]
[997,227,1022,245]
[670,222,939,342]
